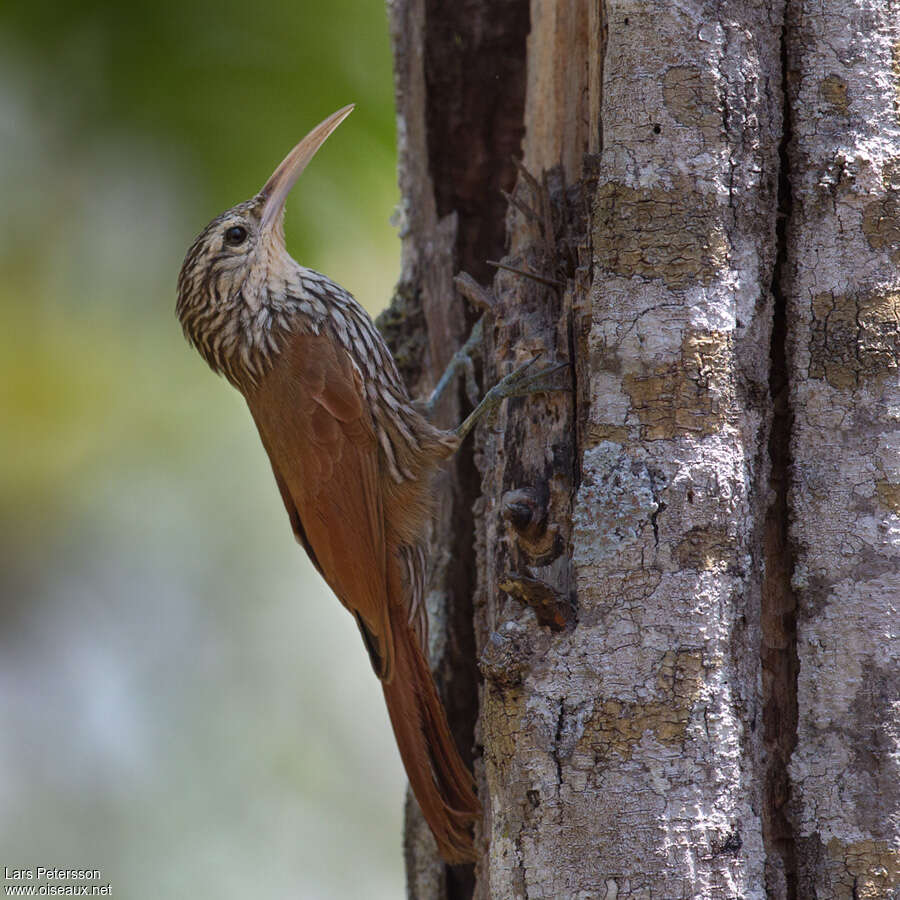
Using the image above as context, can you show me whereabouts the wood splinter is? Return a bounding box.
[499,573,574,631]
[487,259,563,289]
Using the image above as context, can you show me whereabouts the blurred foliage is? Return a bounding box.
[0,2,406,898]
[0,0,397,213]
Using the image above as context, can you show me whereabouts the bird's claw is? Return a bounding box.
[454,357,570,442]
[488,356,570,402]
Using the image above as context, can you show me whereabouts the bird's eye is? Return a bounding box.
[224,225,248,246]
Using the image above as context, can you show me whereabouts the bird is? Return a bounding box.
[176,105,563,863]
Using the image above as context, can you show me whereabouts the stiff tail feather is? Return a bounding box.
[382,612,481,864]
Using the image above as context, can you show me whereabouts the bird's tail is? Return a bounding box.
[382,610,481,864]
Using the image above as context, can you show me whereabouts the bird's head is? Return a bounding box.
[176,105,354,383]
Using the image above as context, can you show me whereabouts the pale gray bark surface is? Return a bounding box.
[382,1,900,898]
[785,2,900,896]
[474,1,780,897]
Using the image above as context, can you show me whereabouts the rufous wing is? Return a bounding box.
[244,330,395,680]
[243,328,481,861]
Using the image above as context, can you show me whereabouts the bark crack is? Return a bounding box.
[760,11,800,899]
[552,700,566,785]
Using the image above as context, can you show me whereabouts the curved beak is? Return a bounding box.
[259,104,355,229]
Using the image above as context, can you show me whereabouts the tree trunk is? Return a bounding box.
[381,1,900,898]
[785,2,900,897]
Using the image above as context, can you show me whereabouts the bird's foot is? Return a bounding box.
[454,356,570,443]
[422,272,568,438]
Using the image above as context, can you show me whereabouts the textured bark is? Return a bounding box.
[383,0,899,898]
[384,0,527,896]
[474,1,781,896]
[785,3,900,897]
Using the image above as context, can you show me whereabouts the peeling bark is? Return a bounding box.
[383,0,899,897]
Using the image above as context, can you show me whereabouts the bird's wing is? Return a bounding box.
[245,329,394,680]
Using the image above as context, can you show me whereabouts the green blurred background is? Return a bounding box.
[0,1,406,896]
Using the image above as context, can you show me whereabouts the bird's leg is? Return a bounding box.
[454,355,569,443]
[423,271,568,437]
[423,317,569,439]
[423,316,484,418]
[423,272,498,416]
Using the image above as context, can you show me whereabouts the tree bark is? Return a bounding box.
[382,1,900,898]
[785,2,900,896]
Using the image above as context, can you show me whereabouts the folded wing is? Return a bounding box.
[246,329,395,680]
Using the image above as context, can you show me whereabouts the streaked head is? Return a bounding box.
[175,105,354,384]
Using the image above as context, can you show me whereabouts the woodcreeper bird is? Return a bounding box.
[176,105,562,863]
